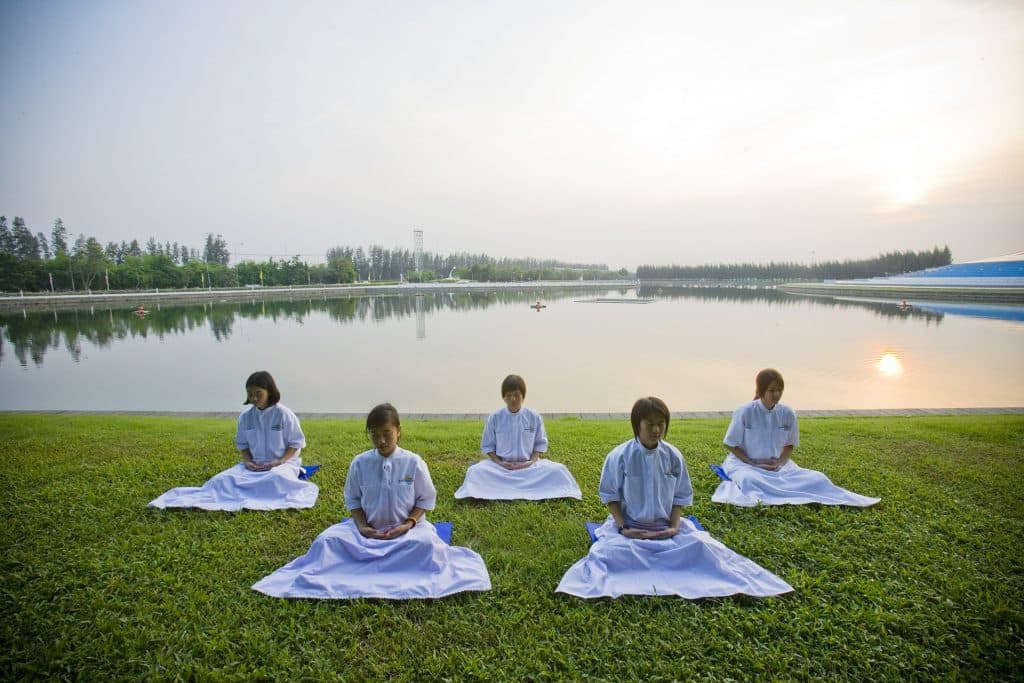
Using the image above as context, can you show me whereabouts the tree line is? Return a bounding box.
[0,215,625,292]
[636,246,953,281]
[0,216,236,292]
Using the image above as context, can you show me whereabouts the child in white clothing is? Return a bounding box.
[455,374,581,500]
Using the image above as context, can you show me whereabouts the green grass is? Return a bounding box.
[2,413,1021,681]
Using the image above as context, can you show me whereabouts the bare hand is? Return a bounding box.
[621,527,677,540]
[243,460,264,471]
[381,521,414,539]
[757,459,782,472]
[357,524,384,539]
[646,527,679,539]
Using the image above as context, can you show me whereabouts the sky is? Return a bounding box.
[1,0,1021,270]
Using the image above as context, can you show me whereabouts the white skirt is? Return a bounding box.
[251,519,492,600]
[555,516,793,599]
[148,460,319,511]
[712,455,880,507]
[454,458,582,500]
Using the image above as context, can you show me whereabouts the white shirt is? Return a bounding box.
[344,446,437,529]
[599,438,693,531]
[480,406,548,462]
[723,400,800,461]
[234,403,306,464]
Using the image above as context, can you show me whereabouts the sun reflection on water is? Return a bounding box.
[876,352,904,378]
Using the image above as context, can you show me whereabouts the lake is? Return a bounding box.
[1,285,1022,413]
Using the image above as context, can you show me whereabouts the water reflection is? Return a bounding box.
[3,285,1021,412]
[639,284,948,324]
[0,288,618,367]
[876,352,905,378]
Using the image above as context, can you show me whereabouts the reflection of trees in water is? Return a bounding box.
[0,289,599,366]
[639,285,945,324]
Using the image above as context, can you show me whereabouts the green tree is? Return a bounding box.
[145,253,185,288]
[51,218,68,256]
[11,217,40,260]
[203,233,231,266]
[0,216,12,254]
[72,236,109,290]
[111,255,149,289]
[37,232,51,260]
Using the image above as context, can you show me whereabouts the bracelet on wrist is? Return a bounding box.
[405,516,418,527]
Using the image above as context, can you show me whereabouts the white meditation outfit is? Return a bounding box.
[712,400,880,507]
[148,403,317,511]
[599,438,692,529]
[454,406,582,500]
[556,438,793,599]
[481,405,549,461]
[252,446,491,599]
[344,447,437,529]
[235,403,306,463]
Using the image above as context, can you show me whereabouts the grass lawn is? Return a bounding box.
[2,413,1021,681]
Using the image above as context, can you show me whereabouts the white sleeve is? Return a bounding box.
[414,457,437,511]
[598,444,625,504]
[723,404,747,447]
[282,407,306,449]
[533,413,549,453]
[480,412,497,454]
[343,458,363,511]
[234,409,250,451]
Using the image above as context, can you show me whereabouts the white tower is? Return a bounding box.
[414,229,423,272]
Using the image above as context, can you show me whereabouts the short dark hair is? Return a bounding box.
[754,368,785,399]
[630,397,670,438]
[366,403,401,432]
[244,371,281,406]
[501,374,527,398]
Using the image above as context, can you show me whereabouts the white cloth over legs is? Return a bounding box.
[147,459,319,511]
[555,516,793,599]
[711,455,880,507]
[251,519,492,599]
[454,458,582,500]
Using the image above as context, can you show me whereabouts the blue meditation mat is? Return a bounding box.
[586,515,704,542]
[709,464,731,481]
[338,518,452,545]
[298,464,321,480]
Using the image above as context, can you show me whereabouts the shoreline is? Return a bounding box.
[4,407,1021,419]
[777,281,1024,303]
[0,279,636,311]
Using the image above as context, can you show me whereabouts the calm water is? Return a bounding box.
[2,286,1022,413]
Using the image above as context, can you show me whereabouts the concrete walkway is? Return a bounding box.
[5,408,1022,420]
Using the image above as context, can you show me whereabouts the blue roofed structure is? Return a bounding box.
[780,253,1024,302]
[827,253,1024,288]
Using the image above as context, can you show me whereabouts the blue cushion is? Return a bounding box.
[298,464,321,480]
[709,464,731,481]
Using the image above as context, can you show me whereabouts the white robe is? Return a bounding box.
[148,403,317,511]
[455,406,581,500]
[556,516,794,599]
[253,446,491,599]
[713,400,880,507]
[250,519,492,600]
[556,438,792,599]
